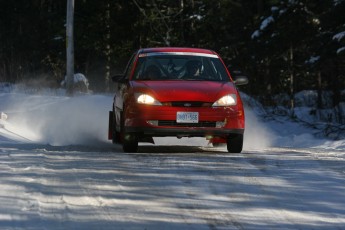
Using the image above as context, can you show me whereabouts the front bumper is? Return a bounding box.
[123,104,245,138]
[124,126,244,137]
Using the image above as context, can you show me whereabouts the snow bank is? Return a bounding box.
[61,73,90,93]
[1,84,345,151]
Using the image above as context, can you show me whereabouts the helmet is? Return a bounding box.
[186,60,202,76]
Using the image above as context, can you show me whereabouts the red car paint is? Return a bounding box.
[109,47,248,153]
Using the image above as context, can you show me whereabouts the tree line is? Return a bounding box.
[0,0,344,108]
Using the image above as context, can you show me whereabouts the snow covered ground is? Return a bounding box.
[1,87,345,229]
[1,86,344,152]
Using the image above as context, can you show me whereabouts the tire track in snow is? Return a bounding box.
[2,144,345,229]
[131,147,247,229]
[1,147,118,229]
[35,150,119,228]
[242,148,345,229]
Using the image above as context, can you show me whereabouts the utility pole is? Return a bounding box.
[66,0,75,96]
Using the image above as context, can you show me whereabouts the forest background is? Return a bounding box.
[1,0,345,114]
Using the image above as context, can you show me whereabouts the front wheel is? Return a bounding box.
[111,110,121,144]
[122,133,138,153]
[227,134,243,153]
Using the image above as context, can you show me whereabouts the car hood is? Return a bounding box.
[130,80,238,102]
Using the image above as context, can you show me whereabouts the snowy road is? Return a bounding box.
[1,143,344,230]
[1,92,345,229]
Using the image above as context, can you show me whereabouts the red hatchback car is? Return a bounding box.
[108,47,248,153]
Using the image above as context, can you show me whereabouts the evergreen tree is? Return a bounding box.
[0,0,344,96]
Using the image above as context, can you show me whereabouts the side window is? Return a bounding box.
[123,53,137,80]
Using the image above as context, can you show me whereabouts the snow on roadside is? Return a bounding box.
[0,118,36,143]
[1,91,112,146]
[1,86,345,157]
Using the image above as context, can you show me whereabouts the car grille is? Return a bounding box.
[166,101,212,107]
[171,101,203,107]
[158,120,216,127]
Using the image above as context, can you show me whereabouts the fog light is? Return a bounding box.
[206,135,213,140]
[147,120,158,126]
[124,134,132,141]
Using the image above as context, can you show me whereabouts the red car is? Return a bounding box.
[108,47,248,153]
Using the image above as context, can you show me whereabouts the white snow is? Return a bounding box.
[1,85,345,229]
[251,16,275,39]
[2,87,344,152]
[333,31,345,42]
[1,85,345,152]
[337,46,345,54]
[260,16,274,31]
[305,55,320,64]
[251,30,260,39]
[61,73,89,90]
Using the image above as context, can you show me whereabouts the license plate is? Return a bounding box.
[176,112,199,123]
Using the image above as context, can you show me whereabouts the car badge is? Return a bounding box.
[184,103,192,107]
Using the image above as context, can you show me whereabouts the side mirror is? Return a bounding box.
[233,75,249,86]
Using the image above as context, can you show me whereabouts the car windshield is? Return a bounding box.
[132,53,230,82]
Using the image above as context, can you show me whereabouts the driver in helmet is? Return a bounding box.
[185,60,202,77]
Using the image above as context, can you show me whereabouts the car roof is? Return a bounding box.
[138,47,218,56]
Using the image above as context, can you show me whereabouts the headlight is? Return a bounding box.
[212,94,237,106]
[136,94,162,105]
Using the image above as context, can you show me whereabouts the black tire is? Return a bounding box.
[121,104,138,152]
[227,134,243,153]
[122,133,138,153]
[112,109,121,144]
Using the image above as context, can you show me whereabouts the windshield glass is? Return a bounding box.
[132,53,230,81]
